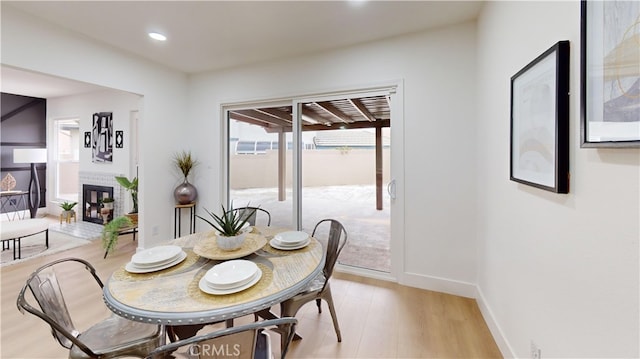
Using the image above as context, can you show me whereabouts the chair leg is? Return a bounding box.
[316,298,322,313]
[323,287,342,342]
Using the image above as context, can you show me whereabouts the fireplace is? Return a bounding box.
[83,184,114,224]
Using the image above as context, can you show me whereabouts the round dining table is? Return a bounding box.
[103,226,325,329]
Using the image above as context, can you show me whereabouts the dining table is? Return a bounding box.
[102,226,325,339]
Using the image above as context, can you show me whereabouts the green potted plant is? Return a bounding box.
[115,175,138,224]
[196,205,256,250]
[102,215,133,257]
[59,201,77,211]
[100,197,115,210]
[59,201,77,223]
[173,150,198,205]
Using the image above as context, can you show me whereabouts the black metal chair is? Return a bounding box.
[146,317,297,359]
[17,257,163,359]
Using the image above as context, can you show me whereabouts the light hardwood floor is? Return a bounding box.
[0,230,502,358]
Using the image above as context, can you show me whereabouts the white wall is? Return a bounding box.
[189,22,479,293]
[2,6,189,247]
[476,2,639,358]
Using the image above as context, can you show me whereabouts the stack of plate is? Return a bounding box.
[125,245,187,273]
[199,259,263,295]
[270,231,310,250]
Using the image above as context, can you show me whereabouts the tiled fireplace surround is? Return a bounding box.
[79,171,126,223]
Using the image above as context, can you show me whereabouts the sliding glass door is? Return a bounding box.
[224,84,401,276]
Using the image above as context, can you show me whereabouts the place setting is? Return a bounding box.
[269,231,311,250]
[199,259,263,295]
[125,245,187,273]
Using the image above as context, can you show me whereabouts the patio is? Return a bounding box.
[231,184,391,272]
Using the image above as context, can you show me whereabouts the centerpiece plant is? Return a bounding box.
[197,205,256,236]
[196,205,257,250]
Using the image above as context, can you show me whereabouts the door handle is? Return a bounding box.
[387,179,396,200]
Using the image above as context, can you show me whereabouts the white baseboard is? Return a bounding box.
[475,286,515,358]
[400,271,477,298]
[333,266,514,358]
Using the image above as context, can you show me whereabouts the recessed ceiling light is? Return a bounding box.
[148,32,167,41]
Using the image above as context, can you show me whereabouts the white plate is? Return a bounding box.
[204,260,258,288]
[125,251,187,273]
[131,245,182,267]
[199,268,262,295]
[269,237,311,250]
[273,231,309,245]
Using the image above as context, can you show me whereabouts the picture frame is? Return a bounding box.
[510,41,570,193]
[92,112,113,163]
[84,132,91,148]
[115,130,124,148]
[580,0,640,147]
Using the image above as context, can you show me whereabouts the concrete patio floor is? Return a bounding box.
[231,184,391,272]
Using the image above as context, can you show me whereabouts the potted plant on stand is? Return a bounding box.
[173,150,198,205]
[59,201,77,224]
[115,176,138,225]
[196,205,256,251]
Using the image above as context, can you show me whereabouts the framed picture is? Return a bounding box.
[84,132,91,148]
[115,130,124,148]
[510,41,570,193]
[580,0,640,147]
[92,112,113,163]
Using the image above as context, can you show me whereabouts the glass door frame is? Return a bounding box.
[221,81,404,281]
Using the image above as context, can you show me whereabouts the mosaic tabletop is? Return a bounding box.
[104,227,324,325]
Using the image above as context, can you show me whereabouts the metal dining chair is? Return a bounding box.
[228,206,271,227]
[146,317,297,359]
[258,219,347,350]
[17,257,163,359]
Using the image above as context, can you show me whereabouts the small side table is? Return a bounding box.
[174,202,196,238]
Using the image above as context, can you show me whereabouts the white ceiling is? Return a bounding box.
[2,1,484,98]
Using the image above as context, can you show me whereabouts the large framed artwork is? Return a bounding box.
[510,41,570,194]
[92,112,113,163]
[581,0,640,147]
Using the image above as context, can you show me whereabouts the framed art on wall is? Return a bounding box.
[510,41,570,193]
[581,0,640,147]
[115,130,124,148]
[92,112,113,163]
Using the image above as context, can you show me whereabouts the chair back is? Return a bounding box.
[17,258,103,353]
[230,207,271,227]
[146,317,297,359]
[312,219,348,289]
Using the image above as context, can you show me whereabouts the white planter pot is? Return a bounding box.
[216,232,246,251]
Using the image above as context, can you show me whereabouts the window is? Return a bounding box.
[54,119,80,202]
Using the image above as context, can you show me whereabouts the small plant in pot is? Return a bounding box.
[196,205,256,251]
[59,201,77,222]
[59,201,77,212]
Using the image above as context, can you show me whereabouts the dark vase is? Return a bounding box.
[174,179,198,204]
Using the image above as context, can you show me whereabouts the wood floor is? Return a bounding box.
[0,231,502,358]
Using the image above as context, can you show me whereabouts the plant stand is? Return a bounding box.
[59,210,76,224]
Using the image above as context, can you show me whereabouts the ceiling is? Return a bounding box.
[5,1,484,74]
[1,1,483,121]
